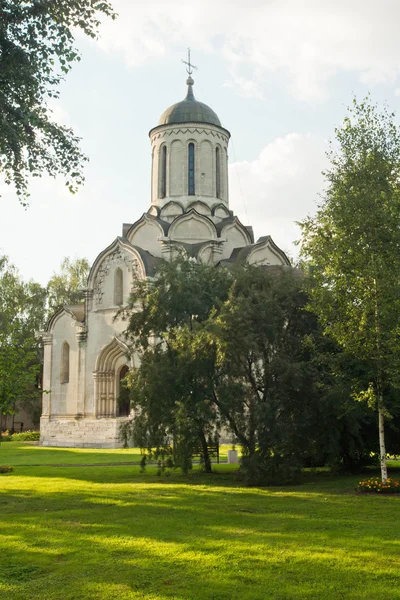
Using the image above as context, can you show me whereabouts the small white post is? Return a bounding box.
[227,449,238,464]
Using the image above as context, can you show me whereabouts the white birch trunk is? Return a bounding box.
[378,399,388,482]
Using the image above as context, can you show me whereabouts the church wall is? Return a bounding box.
[199,140,213,197]
[84,309,130,416]
[127,220,163,257]
[169,140,184,196]
[247,245,286,266]
[219,223,251,260]
[50,313,79,417]
[150,123,229,210]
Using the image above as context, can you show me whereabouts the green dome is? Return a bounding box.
[158,77,221,127]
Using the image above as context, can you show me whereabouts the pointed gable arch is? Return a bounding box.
[95,336,131,372]
[247,236,291,266]
[125,213,167,256]
[94,337,133,418]
[168,209,217,243]
[219,216,252,245]
[211,203,230,218]
[88,238,147,308]
[46,304,84,333]
[186,200,211,216]
[88,237,146,289]
[160,200,184,222]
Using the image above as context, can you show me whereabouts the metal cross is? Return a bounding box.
[182,48,198,76]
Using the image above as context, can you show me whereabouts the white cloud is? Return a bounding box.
[94,0,400,101]
[229,133,328,260]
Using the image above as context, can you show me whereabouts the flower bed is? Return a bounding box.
[357,477,400,493]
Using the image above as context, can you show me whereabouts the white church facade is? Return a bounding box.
[38,71,290,448]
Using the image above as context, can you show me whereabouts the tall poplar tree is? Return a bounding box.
[300,97,400,481]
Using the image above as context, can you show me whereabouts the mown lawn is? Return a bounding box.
[1,444,400,599]
[0,442,230,466]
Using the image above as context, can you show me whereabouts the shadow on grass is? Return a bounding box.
[1,475,400,600]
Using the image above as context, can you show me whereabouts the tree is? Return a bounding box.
[299,97,400,481]
[121,257,232,472]
[0,0,116,204]
[210,265,347,483]
[47,256,90,313]
[122,258,367,482]
[0,255,41,422]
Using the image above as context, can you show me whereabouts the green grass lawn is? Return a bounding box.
[0,442,231,466]
[1,444,400,599]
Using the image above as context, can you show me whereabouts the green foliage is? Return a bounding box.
[123,257,375,483]
[11,430,40,441]
[0,465,13,473]
[299,97,400,480]
[122,257,232,473]
[0,0,116,204]
[0,256,41,417]
[46,256,90,313]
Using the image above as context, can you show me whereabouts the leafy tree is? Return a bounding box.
[121,257,232,472]
[47,256,90,313]
[122,258,372,482]
[0,0,116,204]
[0,255,41,421]
[299,97,400,481]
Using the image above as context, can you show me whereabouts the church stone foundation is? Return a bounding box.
[40,416,129,448]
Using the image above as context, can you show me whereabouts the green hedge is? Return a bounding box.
[11,431,40,442]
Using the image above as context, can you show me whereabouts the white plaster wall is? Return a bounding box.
[160,202,184,222]
[127,219,163,257]
[84,310,128,417]
[50,313,79,416]
[247,245,286,266]
[41,416,129,448]
[199,139,213,197]
[169,213,216,243]
[169,140,184,196]
[220,223,251,260]
[93,259,133,310]
[150,123,230,208]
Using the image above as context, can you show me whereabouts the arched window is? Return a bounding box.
[159,145,167,199]
[61,342,69,384]
[216,147,221,199]
[188,143,195,195]
[114,268,123,306]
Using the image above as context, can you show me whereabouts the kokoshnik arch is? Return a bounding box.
[37,64,290,448]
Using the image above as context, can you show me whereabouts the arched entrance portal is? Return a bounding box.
[94,337,132,418]
[117,365,130,416]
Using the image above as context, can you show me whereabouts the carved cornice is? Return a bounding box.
[151,127,229,145]
[36,331,53,345]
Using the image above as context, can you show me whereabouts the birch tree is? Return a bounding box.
[299,97,400,482]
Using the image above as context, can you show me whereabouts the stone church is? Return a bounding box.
[38,71,290,448]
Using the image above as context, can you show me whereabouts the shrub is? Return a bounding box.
[0,466,14,474]
[11,431,40,442]
[357,477,400,493]
[241,453,302,486]
[0,431,12,442]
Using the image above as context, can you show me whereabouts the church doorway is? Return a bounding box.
[117,365,130,417]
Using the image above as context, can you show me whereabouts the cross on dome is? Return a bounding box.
[181,47,198,78]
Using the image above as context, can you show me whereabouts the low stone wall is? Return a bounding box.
[40,416,130,448]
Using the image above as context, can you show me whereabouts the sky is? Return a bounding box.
[3,0,400,285]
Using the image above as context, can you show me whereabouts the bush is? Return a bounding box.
[0,431,12,442]
[241,453,302,486]
[0,466,14,474]
[357,477,400,493]
[11,431,40,442]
